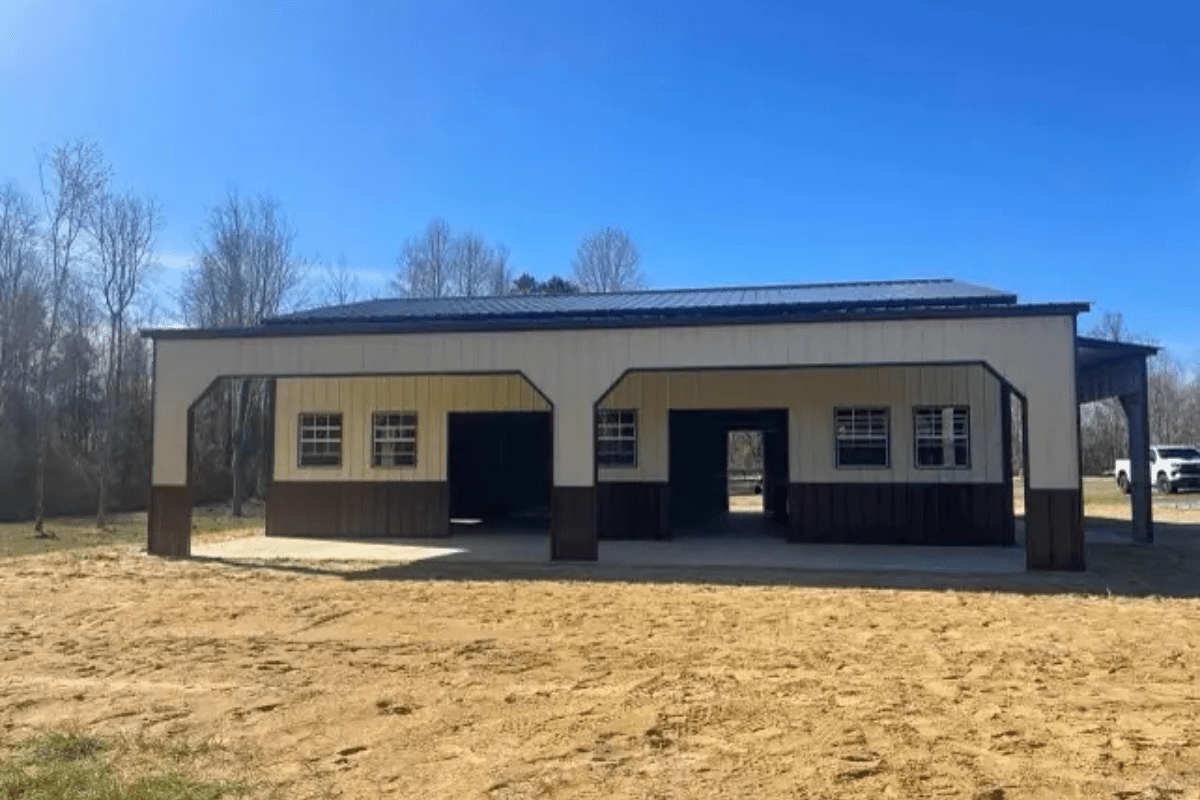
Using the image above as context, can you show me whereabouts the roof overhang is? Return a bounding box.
[144,302,1090,341]
[1076,336,1160,404]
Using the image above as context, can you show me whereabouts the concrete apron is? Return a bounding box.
[192,532,1028,575]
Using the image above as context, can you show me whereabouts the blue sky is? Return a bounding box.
[1,1,1196,355]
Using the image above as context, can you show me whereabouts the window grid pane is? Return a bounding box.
[597,409,637,467]
[835,408,889,468]
[298,412,342,467]
[914,406,970,468]
[373,411,418,467]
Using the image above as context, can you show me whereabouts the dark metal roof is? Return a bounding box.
[144,278,1090,340]
[1076,335,1159,372]
[268,278,1016,326]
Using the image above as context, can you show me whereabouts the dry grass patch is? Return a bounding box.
[0,731,260,799]
[0,504,262,559]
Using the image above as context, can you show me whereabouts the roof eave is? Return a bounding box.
[144,302,1090,341]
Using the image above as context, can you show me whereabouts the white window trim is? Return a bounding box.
[597,409,637,468]
[298,411,343,468]
[913,406,971,470]
[834,407,890,469]
[372,410,418,468]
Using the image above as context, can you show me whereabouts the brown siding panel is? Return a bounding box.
[597,482,670,540]
[551,486,598,560]
[266,481,449,538]
[788,482,1011,546]
[1026,487,1084,570]
[147,486,191,557]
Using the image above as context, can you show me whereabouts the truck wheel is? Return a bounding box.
[1157,473,1174,494]
[1117,473,1130,494]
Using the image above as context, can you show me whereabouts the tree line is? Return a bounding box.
[391,218,644,299]
[1,140,159,527]
[0,136,647,524]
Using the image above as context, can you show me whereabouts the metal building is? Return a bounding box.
[143,278,1147,571]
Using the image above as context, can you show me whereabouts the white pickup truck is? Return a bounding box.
[1115,446,1200,494]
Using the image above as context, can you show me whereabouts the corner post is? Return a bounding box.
[549,403,598,560]
[1120,359,1153,544]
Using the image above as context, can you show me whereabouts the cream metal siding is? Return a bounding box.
[152,314,1077,490]
[274,374,549,482]
[597,365,1004,484]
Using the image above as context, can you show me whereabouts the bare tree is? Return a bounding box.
[320,253,360,306]
[181,190,307,515]
[392,219,454,298]
[452,233,512,298]
[33,139,110,531]
[1092,310,1133,344]
[488,245,512,296]
[0,183,42,416]
[572,226,645,293]
[451,231,494,297]
[181,191,305,327]
[393,220,514,299]
[90,190,161,525]
[1148,352,1190,445]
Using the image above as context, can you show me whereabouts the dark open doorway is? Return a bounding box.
[448,411,552,530]
[669,409,789,536]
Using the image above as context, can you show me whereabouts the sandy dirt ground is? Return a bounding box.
[3,494,1200,798]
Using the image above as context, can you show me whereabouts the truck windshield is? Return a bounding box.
[1157,448,1200,459]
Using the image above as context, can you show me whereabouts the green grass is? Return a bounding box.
[0,505,264,559]
[0,732,255,800]
[1082,475,1200,508]
[1083,475,1130,506]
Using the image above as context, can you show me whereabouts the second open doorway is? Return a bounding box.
[668,408,789,537]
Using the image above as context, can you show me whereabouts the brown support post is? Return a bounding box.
[147,406,193,557]
[550,486,598,560]
[1022,395,1085,571]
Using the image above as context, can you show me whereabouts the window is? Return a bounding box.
[835,407,889,468]
[914,406,970,468]
[373,411,418,467]
[597,409,637,467]
[298,412,342,467]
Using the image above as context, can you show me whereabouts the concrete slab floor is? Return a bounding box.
[193,530,1029,575]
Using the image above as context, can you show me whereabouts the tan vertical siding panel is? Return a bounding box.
[508,374,523,410]
[298,379,315,482]
[472,335,492,372]
[364,377,379,479]
[647,373,668,481]
[862,321,885,363]
[276,379,295,480]
[734,327,751,364]
[412,376,428,481]
[496,373,510,410]
[435,376,450,481]
[526,374,541,410]
[886,370,910,484]
[345,379,360,481]
[971,367,991,484]
[987,368,1004,485]
[847,322,866,366]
